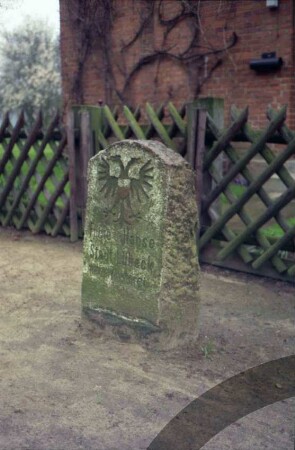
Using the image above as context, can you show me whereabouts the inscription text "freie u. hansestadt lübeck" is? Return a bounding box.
[88,226,157,274]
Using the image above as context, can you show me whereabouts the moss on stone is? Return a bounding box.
[81,140,201,349]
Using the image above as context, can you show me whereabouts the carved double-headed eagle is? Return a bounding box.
[98,155,153,224]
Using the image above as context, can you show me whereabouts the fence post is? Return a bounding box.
[186,103,207,219]
[80,110,92,227]
[195,97,224,221]
[66,109,78,242]
[69,105,103,238]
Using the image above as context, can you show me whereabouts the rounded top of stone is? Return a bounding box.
[93,139,189,167]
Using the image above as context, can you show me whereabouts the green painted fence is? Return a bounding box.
[0,111,70,236]
[1,100,294,282]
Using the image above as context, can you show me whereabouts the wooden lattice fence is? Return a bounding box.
[1,100,294,282]
[197,102,295,282]
[0,111,70,236]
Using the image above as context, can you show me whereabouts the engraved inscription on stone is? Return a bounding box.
[88,227,157,289]
[82,141,166,323]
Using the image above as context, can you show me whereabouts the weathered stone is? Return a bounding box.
[81,140,200,348]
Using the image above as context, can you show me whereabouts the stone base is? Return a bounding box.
[82,306,200,351]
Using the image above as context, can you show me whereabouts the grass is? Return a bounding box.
[261,218,295,238]
[201,340,215,359]
[220,183,247,204]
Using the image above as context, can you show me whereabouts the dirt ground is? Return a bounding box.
[0,227,294,450]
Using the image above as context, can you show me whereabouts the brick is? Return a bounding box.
[59,0,295,128]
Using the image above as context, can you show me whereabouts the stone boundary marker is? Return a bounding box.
[81,140,200,349]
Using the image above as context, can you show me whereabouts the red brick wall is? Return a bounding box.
[199,0,295,128]
[59,0,295,128]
